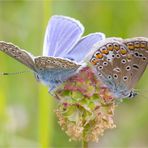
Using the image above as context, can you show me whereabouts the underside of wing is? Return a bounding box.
[123,37,148,89]
[87,38,134,98]
[34,56,81,70]
[0,41,36,71]
[34,56,82,91]
[87,37,148,98]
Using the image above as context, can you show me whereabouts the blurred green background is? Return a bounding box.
[0,0,148,148]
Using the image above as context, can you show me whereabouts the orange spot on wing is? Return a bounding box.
[90,58,99,65]
[127,42,134,50]
[107,44,113,51]
[101,49,109,54]
[140,41,147,48]
[134,41,140,48]
[146,42,148,50]
[100,46,109,55]
[120,48,127,55]
[95,52,103,59]
[113,43,120,51]
[127,54,132,60]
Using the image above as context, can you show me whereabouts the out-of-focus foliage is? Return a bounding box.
[0,0,148,148]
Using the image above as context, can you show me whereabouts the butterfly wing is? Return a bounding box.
[43,15,84,57]
[65,32,105,62]
[34,56,81,70]
[123,37,148,89]
[0,41,36,71]
[87,38,136,98]
[34,56,81,91]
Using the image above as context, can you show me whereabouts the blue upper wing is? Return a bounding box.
[65,33,105,62]
[43,15,84,57]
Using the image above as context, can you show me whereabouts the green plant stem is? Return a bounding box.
[38,1,53,148]
[82,130,88,148]
[82,140,88,148]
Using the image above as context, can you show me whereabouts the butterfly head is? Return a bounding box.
[128,90,137,98]
[104,80,137,99]
[112,88,137,99]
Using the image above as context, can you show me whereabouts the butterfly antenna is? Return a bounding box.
[134,89,148,100]
[134,88,148,93]
[137,93,148,100]
[0,70,32,76]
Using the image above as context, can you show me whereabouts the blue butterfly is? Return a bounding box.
[0,15,105,92]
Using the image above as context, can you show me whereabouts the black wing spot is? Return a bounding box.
[133,64,139,69]
[113,74,118,79]
[123,76,128,81]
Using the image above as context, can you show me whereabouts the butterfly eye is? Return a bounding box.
[128,91,137,98]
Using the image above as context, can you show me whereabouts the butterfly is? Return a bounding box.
[0,15,105,92]
[87,37,148,99]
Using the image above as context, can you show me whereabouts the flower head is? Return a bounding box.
[55,67,116,142]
